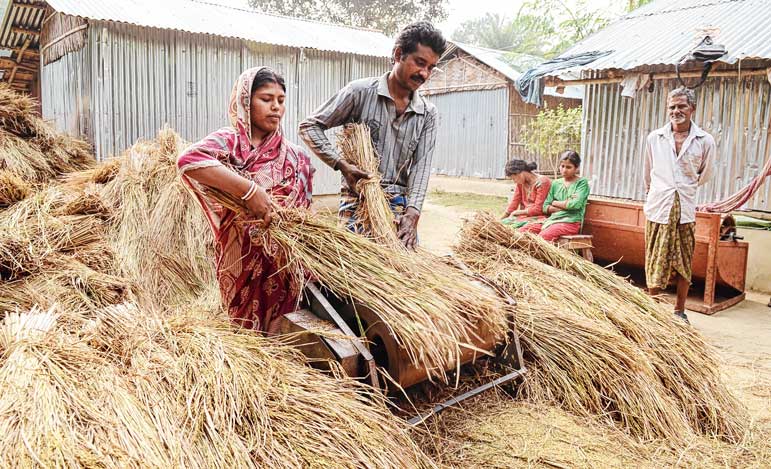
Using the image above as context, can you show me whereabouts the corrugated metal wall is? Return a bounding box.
[582,74,771,211]
[427,88,509,178]
[40,21,389,195]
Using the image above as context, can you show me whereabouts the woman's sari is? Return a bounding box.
[178,67,313,332]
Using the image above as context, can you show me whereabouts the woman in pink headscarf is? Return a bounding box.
[178,67,314,333]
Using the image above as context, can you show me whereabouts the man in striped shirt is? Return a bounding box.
[299,21,446,249]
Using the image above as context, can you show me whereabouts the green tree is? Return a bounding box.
[247,0,449,35]
[452,10,554,56]
[521,105,582,174]
[526,0,609,56]
[453,12,553,56]
[452,1,609,62]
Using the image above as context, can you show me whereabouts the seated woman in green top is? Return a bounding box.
[520,150,590,242]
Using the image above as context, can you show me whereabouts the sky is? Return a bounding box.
[204,0,628,37]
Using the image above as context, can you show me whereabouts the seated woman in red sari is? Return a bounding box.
[177,67,313,333]
[501,159,551,230]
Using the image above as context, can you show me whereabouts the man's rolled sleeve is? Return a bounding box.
[406,109,438,211]
[299,84,357,169]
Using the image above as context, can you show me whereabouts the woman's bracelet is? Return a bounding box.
[241,181,257,201]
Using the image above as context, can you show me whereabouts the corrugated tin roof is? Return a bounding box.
[1,0,394,57]
[453,41,522,82]
[557,0,771,74]
[451,41,584,100]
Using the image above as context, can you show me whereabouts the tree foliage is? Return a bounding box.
[247,0,449,35]
[452,0,610,61]
[452,13,553,56]
[521,105,582,174]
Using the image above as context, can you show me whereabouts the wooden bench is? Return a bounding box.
[557,234,594,262]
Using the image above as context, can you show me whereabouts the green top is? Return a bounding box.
[542,177,590,229]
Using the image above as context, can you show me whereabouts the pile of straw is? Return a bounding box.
[95,128,215,308]
[456,212,747,443]
[0,304,439,468]
[0,170,31,207]
[0,84,92,187]
[338,123,401,247]
[0,124,445,467]
[419,390,770,469]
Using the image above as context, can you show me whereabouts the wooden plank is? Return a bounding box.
[0,58,36,72]
[12,26,40,37]
[277,310,360,377]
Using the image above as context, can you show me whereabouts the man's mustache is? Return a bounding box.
[410,75,425,84]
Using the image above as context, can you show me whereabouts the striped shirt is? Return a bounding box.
[299,73,438,211]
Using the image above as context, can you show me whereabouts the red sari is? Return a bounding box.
[178,67,313,333]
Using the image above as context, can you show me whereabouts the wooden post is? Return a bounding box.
[7,38,33,86]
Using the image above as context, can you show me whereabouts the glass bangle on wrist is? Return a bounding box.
[241,181,258,201]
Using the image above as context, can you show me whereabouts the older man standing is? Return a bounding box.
[299,21,446,250]
[644,87,716,323]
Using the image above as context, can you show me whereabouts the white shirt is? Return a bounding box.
[643,121,716,224]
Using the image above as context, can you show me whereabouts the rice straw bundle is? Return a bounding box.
[63,156,122,187]
[457,212,748,442]
[0,83,53,139]
[0,170,31,207]
[456,236,692,441]
[0,85,94,183]
[0,307,197,468]
[69,241,117,273]
[90,303,438,468]
[253,208,511,382]
[338,123,401,247]
[52,188,111,219]
[0,133,56,182]
[99,128,214,308]
[0,185,70,229]
[0,214,105,280]
[0,260,130,315]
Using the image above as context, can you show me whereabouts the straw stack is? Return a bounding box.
[0,303,439,468]
[419,389,770,469]
[0,121,448,467]
[338,123,401,247]
[456,212,748,443]
[94,128,215,308]
[0,170,31,207]
[0,84,93,185]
